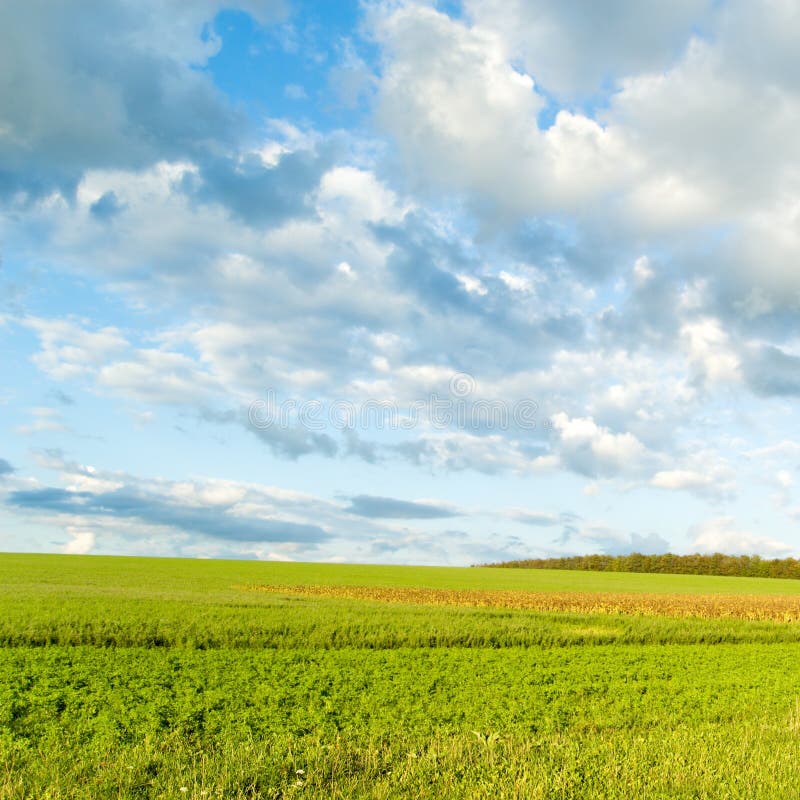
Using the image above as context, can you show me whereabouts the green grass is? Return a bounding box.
[5,644,800,798]
[10,552,800,594]
[3,553,800,798]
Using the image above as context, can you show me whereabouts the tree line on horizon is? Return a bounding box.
[484,552,800,579]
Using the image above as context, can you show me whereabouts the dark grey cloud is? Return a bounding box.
[250,422,339,460]
[597,264,683,351]
[372,214,478,317]
[371,214,587,374]
[205,408,339,460]
[208,405,551,472]
[342,429,382,464]
[0,0,286,202]
[0,2,233,199]
[47,389,75,406]
[380,214,577,340]
[534,514,580,546]
[511,509,583,549]
[559,446,601,479]
[388,436,549,475]
[511,510,581,529]
[390,440,431,467]
[663,236,800,346]
[8,488,72,511]
[742,345,800,397]
[507,216,632,282]
[8,486,327,543]
[511,511,558,526]
[0,458,14,476]
[90,191,126,221]
[468,0,715,101]
[345,494,459,519]
[187,147,335,228]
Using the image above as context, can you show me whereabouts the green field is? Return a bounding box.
[3,553,800,798]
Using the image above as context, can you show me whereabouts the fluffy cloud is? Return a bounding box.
[369,0,800,329]
[680,318,741,388]
[690,516,794,557]
[372,4,630,219]
[549,413,646,478]
[464,0,713,100]
[15,407,68,436]
[652,465,732,500]
[23,318,127,381]
[62,529,96,555]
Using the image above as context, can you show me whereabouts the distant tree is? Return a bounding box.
[482,552,800,580]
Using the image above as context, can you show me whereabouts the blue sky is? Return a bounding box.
[3,0,800,564]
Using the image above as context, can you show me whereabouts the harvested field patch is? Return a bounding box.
[246,583,800,621]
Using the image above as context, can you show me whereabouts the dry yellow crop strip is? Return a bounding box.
[243,584,800,621]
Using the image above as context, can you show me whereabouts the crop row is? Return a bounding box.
[248,584,800,621]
